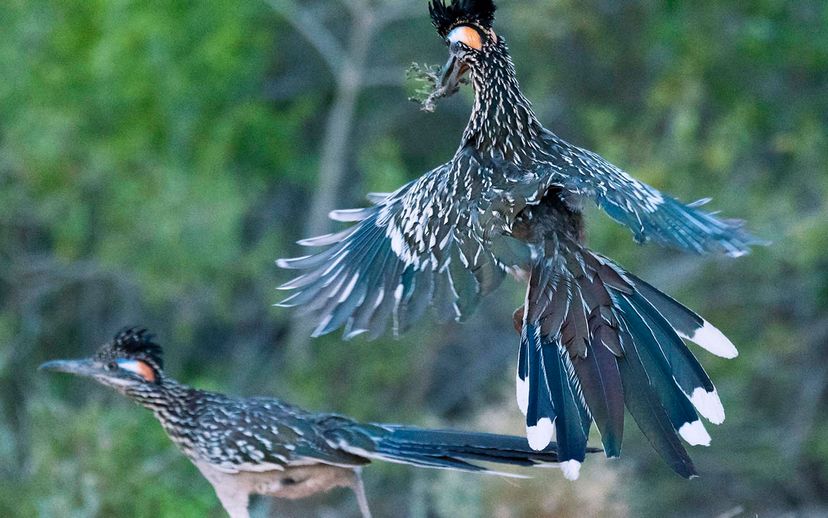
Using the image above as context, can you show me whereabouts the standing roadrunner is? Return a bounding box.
[41,328,594,518]
[277,0,759,479]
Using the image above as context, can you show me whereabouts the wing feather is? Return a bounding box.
[533,135,761,256]
[277,157,510,339]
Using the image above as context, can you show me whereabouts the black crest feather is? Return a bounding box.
[108,327,164,369]
[429,0,497,38]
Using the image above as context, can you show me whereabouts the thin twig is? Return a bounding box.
[265,0,346,75]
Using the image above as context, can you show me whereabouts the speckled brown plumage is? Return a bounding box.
[41,328,583,517]
[277,0,758,479]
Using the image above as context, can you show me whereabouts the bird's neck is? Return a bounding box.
[127,379,222,458]
[463,41,544,161]
[125,378,200,428]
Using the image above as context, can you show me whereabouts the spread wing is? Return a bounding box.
[276,152,508,339]
[535,133,760,256]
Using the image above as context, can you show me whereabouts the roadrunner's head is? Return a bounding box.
[40,327,165,397]
[429,0,499,97]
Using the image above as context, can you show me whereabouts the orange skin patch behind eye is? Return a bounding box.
[447,26,483,50]
[119,359,156,382]
[135,361,156,382]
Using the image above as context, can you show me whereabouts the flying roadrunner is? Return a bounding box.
[277,0,758,479]
[41,328,593,518]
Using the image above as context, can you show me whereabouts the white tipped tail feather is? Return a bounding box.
[526,418,554,451]
[559,460,582,481]
[516,373,529,416]
[680,321,738,359]
[690,387,726,424]
[678,420,712,446]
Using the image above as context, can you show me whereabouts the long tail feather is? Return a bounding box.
[630,274,738,359]
[572,336,624,457]
[328,424,600,477]
[615,339,698,479]
[516,246,735,478]
[613,295,711,447]
[522,323,557,451]
[543,340,588,479]
[519,267,589,479]
[627,290,724,424]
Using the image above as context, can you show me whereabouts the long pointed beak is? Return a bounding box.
[39,359,99,378]
[438,54,468,97]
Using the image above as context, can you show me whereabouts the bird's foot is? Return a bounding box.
[512,305,524,335]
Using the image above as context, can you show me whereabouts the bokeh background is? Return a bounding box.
[1,0,827,516]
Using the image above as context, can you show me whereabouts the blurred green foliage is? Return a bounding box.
[1,0,826,517]
[6,398,215,517]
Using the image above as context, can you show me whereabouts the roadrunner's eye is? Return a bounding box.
[447,26,483,50]
[116,359,157,383]
[106,361,117,371]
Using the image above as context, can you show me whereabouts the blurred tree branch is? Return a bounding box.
[267,0,417,362]
[265,0,345,74]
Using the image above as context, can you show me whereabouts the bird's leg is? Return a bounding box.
[351,468,372,518]
[211,484,250,518]
[194,461,251,518]
[512,305,525,335]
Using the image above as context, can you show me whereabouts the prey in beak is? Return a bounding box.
[438,54,470,98]
[408,25,482,112]
[407,58,470,113]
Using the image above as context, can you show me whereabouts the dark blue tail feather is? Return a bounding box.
[516,248,734,479]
